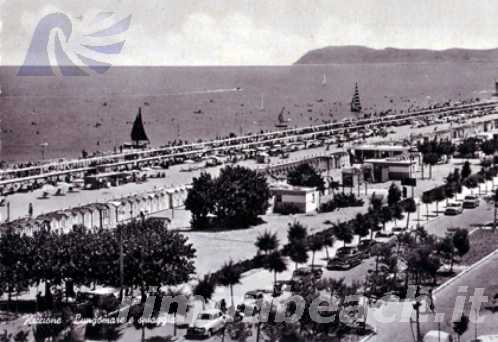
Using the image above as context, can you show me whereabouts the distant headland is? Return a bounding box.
[295,45,498,64]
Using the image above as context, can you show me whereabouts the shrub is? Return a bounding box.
[274,203,301,215]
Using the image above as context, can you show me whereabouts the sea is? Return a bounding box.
[0,63,496,162]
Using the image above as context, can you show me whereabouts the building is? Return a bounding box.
[0,185,190,235]
[350,144,411,163]
[364,158,417,183]
[270,183,320,214]
[341,167,364,189]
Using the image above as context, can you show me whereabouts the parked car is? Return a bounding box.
[327,257,362,270]
[445,202,463,215]
[336,246,365,259]
[391,226,407,234]
[186,309,228,338]
[357,239,377,257]
[463,195,480,209]
[292,266,322,282]
[423,330,453,342]
[237,289,272,315]
[375,231,395,239]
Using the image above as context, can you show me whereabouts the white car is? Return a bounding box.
[445,202,463,215]
[424,330,453,342]
[186,309,227,338]
[237,289,273,315]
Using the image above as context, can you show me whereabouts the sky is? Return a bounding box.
[1,0,498,66]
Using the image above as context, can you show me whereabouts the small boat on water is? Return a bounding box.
[259,94,265,111]
[275,107,288,128]
[322,73,327,86]
[130,107,150,146]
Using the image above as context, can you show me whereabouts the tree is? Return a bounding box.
[287,163,325,192]
[185,173,215,229]
[287,241,309,269]
[217,260,241,308]
[404,198,417,229]
[287,222,308,244]
[214,166,271,228]
[487,189,498,232]
[116,219,197,292]
[308,237,323,267]
[453,314,469,342]
[458,138,479,159]
[255,231,279,255]
[193,274,217,309]
[387,183,402,207]
[369,193,383,211]
[462,161,472,180]
[391,203,404,226]
[433,187,446,216]
[334,222,354,247]
[187,166,270,229]
[354,213,370,240]
[463,177,478,195]
[264,252,287,289]
[480,139,497,157]
[321,233,335,260]
[452,229,470,257]
[437,236,455,272]
[367,208,382,238]
[423,153,440,179]
[379,206,392,231]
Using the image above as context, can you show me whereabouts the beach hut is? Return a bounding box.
[270,183,320,214]
[148,193,160,213]
[106,201,121,226]
[156,190,169,211]
[120,197,134,221]
[92,203,112,229]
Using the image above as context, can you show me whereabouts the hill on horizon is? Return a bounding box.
[295,46,498,64]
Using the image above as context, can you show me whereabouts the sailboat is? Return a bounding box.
[259,94,265,111]
[322,73,327,86]
[350,82,362,113]
[275,107,288,128]
[130,107,150,148]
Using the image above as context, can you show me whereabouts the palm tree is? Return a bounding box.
[287,221,307,244]
[379,206,392,231]
[287,241,308,269]
[264,252,287,289]
[308,236,323,268]
[404,198,417,229]
[321,233,335,260]
[255,231,279,255]
[334,222,353,247]
[421,192,433,222]
[217,260,241,308]
[193,274,217,309]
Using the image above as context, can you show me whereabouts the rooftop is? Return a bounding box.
[269,182,317,193]
[352,144,410,152]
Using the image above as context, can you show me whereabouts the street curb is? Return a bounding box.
[433,238,498,297]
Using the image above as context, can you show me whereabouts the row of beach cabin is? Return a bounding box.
[1,185,191,235]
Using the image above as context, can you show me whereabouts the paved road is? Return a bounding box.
[368,247,498,342]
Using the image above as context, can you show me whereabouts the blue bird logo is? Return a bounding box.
[18,12,132,76]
